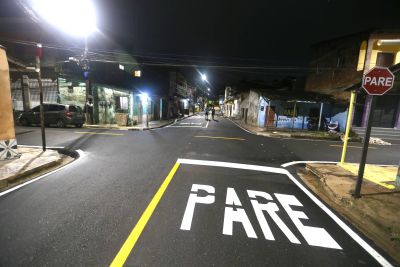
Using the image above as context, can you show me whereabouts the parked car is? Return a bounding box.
[18,103,85,128]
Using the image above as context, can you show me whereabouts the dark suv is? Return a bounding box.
[18,103,85,128]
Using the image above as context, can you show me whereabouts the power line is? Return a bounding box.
[1,37,358,73]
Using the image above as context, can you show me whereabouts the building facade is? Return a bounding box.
[305,30,400,129]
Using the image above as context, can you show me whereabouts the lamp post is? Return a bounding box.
[30,0,97,124]
[36,43,46,151]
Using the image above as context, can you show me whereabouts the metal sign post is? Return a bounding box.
[36,43,46,152]
[353,96,375,198]
[353,67,395,198]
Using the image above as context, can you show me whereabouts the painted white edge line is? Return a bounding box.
[176,158,393,267]
[283,171,392,267]
[167,115,197,127]
[180,122,202,125]
[227,118,257,135]
[202,121,210,128]
[177,158,287,174]
[281,160,398,168]
[0,149,85,197]
[281,161,338,168]
[170,126,203,128]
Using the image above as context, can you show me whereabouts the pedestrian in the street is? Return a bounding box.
[204,105,209,121]
[211,105,215,120]
[85,97,94,124]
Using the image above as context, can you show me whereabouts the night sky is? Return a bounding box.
[2,0,400,90]
[96,0,400,64]
[92,0,400,89]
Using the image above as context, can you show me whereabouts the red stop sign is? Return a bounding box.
[362,67,395,95]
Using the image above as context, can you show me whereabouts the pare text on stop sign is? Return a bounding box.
[363,76,393,87]
[180,184,341,250]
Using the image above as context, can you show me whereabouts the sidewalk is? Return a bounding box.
[229,117,357,141]
[84,120,174,131]
[0,147,72,191]
[84,114,197,131]
[299,163,400,263]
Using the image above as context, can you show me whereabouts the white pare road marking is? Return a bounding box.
[177,158,393,267]
[180,122,202,125]
[180,184,341,249]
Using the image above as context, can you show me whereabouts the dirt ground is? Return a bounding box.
[298,164,400,265]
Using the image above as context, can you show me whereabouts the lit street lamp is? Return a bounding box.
[31,0,97,37]
[30,0,97,124]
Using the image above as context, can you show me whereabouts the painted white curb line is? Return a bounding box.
[0,149,85,197]
[281,161,338,168]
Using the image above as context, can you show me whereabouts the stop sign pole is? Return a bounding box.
[353,67,395,198]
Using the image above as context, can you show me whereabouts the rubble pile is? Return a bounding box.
[369,137,391,146]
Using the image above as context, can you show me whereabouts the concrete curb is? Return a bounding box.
[129,113,198,131]
[83,114,198,131]
[1,159,62,188]
[228,117,348,142]
[128,121,175,131]
[0,147,79,191]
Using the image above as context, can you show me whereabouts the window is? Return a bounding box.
[116,96,129,110]
[69,106,82,112]
[69,106,78,112]
[31,106,40,112]
[48,104,64,111]
[376,52,395,67]
[357,41,367,71]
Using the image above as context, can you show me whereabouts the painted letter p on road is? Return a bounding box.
[180,184,215,231]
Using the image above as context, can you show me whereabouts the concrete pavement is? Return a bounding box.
[0,147,61,190]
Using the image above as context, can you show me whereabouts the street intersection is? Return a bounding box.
[0,115,397,266]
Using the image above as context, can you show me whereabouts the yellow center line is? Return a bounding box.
[110,162,180,267]
[194,135,246,141]
[74,131,125,136]
[330,144,377,149]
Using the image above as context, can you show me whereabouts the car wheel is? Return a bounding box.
[76,123,83,128]
[56,119,65,128]
[20,118,30,126]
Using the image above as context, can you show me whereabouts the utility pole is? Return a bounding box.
[146,102,149,128]
[36,43,46,151]
[83,35,92,124]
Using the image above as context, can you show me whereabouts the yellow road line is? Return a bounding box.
[75,131,125,136]
[194,135,246,141]
[110,162,180,267]
[330,144,377,150]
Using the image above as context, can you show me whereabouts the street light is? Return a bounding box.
[30,0,98,124]
[207,88,210,91]
[30,0,97,37]
[201,73,207,82]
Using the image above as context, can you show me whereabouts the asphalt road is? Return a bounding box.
[0,114,398,266]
